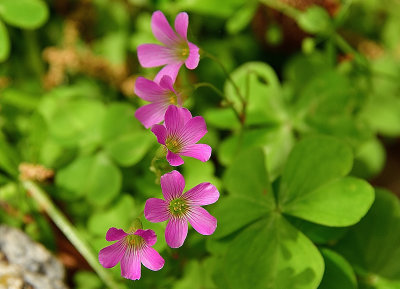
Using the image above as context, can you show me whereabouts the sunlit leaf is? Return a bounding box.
[222,213,324,289]
[0,19,9,61]
[0,0,48,29]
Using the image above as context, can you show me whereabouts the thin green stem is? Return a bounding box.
[193,82,242,122]
[335,34,369,67]
[259,0,301,20]
[201,51,247,124]
[194,82,225,99]
[335,34,399,81]
[22,180,124,289]
[24,31,45,78]
[202,51,246,105]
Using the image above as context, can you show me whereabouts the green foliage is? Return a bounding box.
[101,103,154,167]
[0,0,48,29]
[318,249,357,289]
[279,136,375,226]
[222,213,324,289]
[56,152,122,206]
[298,6,333,35]
[213,136,374,289]
[0,19,9,61]
[335,189,400,288]
[213,148,274,239]
[1,1,400,288]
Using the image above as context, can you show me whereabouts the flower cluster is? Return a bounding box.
[99,11,219,281]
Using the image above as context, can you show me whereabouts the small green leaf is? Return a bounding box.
[0,0,49,29]
[298,6,332,34]
[218,126,294,180]
[203,107,240,130]
[183,157,221,190]
[335,189,400,283]
[102,103,153,166]
[289,217,348,245]
[224,62,285,126]
[279,136,374,226]
[1,88,39,110]
[318,249,357,289]
[222,213,324,289]
[283,177,374,226]
[279,135,353,205]
[213,148,274,239]
[39,97,105,148]
[352,138,386,179]
[0,139,19,177]
[56,153,122,206]
[224,148,274,204]
[74,271,103,289]
[104,132,153,167]
[170,0,245,18]
[87,194,137,236]
[101,103,139,141]
[212,195,270,239]
[0,19,10,61]
[226,1,258,34]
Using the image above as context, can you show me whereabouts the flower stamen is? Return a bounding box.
[165,137,182,153]
[168,198,188,217]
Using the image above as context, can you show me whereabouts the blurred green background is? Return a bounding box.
[1,0,400,288]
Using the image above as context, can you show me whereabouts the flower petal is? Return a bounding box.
[144,198,170,223]
[135,103,168,129]
[164,105,190,135]
[180,144,212,162]
[159,75,175,92]
[183,183,219,206]
[165,218,188,248]
[151,10,179,46]
[180,116,208,145]
[151,124,167,145]
[167,150,184,166]
[105,227,127,241]
[137,44,175,68]
[140,246,165,271]
[185,42,200,70]
[174,12,188,40]
[98,240,126,268]
[154,62,183,84]
[160,170,185,201]
[134,229,157,246]
[121,248,141,280]
[187,206,217,235]
[134,77,168,102]
[181,107,193,125]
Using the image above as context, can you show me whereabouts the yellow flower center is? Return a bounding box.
[125,234,145,248]
[168,198,188,217]
[165,137,182,153]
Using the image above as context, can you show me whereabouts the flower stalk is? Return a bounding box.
[22,180,124,289]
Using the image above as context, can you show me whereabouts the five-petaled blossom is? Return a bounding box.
[151,105,211,166]
[144,170,219,248]
[134,75,181,128]
[98,227,164,280]
[137,10,200,84]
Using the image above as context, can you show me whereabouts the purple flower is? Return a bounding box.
[98,227,164,280]
[151,105,211,166]
[144,170,219,248]
[134,75,182,128]
[137,11,200,84]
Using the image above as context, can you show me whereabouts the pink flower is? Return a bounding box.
[137,11,200,84]
[144,170,219,248]
[134,75,182,128]
[98,227,164,280]
[151,105,211,166]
